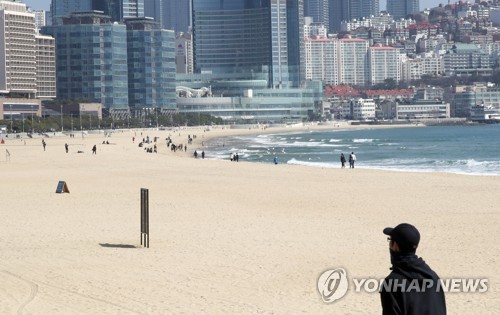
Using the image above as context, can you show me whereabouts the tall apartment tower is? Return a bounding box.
[125,18,176,113]
[386,0,419,19]
[192,0,303,88]
[304,0,329,28]
[0,1,37,96]
[337,38,369,86]
[368,45,400,85]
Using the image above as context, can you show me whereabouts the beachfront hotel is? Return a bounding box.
[0,1,53,120]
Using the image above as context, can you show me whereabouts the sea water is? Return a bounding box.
[205,125,500,176]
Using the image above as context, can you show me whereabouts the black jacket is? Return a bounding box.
[380,253,446,315]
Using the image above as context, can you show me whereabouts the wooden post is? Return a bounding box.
[141,188,149,248]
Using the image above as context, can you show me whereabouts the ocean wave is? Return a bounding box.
[286,158,335,168]
[353,139,376,143]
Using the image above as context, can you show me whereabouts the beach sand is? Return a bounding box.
[0,125,498,314]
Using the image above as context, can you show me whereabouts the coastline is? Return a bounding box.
[0,125,498,313]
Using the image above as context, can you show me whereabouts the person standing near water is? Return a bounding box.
[349,152,356,168]
[273,156,278,165]
[340,153,346,168]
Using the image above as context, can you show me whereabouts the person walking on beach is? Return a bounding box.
[42,139,46,151]
[194,150,198,158]
[349,152,356,168]
[201,151,205,159]
[273,156,278,165]
[381,223,446,315]
[65,143,69,153]
[92,145,97,155]
[340,153,346,168]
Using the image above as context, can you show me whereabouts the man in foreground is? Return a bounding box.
[381,223,446,314]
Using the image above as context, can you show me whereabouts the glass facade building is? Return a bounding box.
[192,0,271,75]
[44,12,129,111]
[304,0,329,26]
[387,0,419,20]
[125,18,176,112]
[50,0,92,25]
[192,0,303,88]
[92,0,144,22]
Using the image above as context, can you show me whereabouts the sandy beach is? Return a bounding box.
[0,124,499,314]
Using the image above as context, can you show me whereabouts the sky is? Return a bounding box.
[24,0,452,12]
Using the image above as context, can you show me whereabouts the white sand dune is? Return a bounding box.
[0,125,498,314]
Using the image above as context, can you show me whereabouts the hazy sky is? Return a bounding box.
[23,0,450,12]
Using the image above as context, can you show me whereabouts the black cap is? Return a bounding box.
[383,223,420,252]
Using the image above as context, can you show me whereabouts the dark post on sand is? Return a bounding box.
[141,188,149,248]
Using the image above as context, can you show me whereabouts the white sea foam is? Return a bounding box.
[353,139,375,143]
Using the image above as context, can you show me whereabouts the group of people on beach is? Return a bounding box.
[340,152,356,168]
[193,150,205,159]
[230,152,239,162]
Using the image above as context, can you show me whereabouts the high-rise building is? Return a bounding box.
[386,0,419,20]
[175,32,193,74]
[348,0,379,21]
[35,34,56,99]
[0,1,37,95]
[51,0,144,24]
[122,0,144,19]
[304,0,328,28]
[337,38,369,86]
[329,0,379,31]
[45,11,129,113]
[162,0,190,32]
[329,0,349,32]
[144,0,162,26]
[50,0,91,25]
[125,18,176,112]
[192,1,271,75]
[305,37,337,85]
[368,45,400,85]
[92,0,144,22]
[192,0,303,88]
[33,10,46,32]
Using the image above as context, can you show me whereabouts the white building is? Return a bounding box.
[33,9,46,32]
[368,45,400,85]
[396,101,450,120]
[36,34,56,99]
[337,38,368,86]
[305,37,337,85]
[0,1,37,96]
[304,17,328,38]
[343,98,376,120]
[400,53,443,81]
[175,32,193,74]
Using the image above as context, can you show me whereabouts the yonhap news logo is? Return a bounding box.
[317,268,349,303]
[317,268,488,304]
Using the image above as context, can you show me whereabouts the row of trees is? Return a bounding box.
[0,113,223,133]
